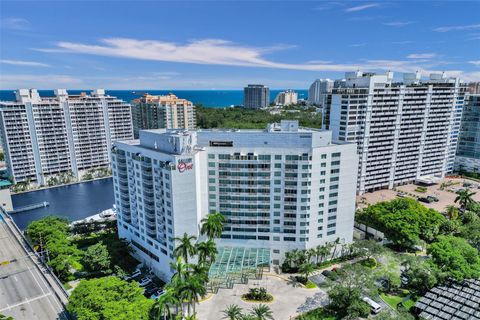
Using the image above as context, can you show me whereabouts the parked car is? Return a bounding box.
[144,285,160,297]
[138,277,153,287]
[124,269,141,281]
[321,270,338,280]
[427,195,439,202]
[362,297,382,314]
[401,275,409,286]
[418,197,432,203]
[397,192,407,198]
[151,289,165,300]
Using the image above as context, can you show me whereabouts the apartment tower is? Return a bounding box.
[0,89,133,184]
[112,120,358,280]
[243,85,270,109]
[455,94,480,173]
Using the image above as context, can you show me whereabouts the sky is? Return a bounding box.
[0,0,479,89]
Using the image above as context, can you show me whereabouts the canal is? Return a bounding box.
[11,178,114,230]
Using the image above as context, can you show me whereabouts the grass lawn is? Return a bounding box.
[305,280,317,289]
[380,290,417,311]
[296,308,336,320]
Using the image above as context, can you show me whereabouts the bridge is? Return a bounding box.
[9,201,49,214]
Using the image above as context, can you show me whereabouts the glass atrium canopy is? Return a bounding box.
[207,247,270,292]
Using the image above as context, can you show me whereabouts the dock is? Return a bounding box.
[9,201,49,214]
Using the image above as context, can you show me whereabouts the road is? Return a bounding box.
[0,215,69,319]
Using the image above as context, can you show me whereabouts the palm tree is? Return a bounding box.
[196,239,218,266]
[284,250,296,269]
[170,256,188,281]
[151,292,173,320]
[445,205,459,220]
[299,262,315,283]
[250,304,274,320]
[179,274,207,316]
[190,263,210,285]
[306,248,316,263]
[455,188,476,211]
[174,233,197,263]
[330,238,340,260]
[222,304,244,320]
[318,245,330,263]
[200,212,225,239]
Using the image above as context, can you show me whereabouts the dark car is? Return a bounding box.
[418,197,432,203]
[144,285,160,297]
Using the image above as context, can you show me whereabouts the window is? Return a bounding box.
[208,154,215,159]
[275,155,282,160]
[274,163,282,168]
[321,154,327,159]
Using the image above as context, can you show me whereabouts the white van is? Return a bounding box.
[362,297,382,314]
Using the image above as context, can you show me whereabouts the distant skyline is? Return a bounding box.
[0,0,479,89]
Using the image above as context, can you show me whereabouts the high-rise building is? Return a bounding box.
[243,85,270,109]
[131,93,196,138]
[326,71,466,194]
[112,120,358,280]
[468,82,480,94]
[308,79,333,107]
[0,89,133,185]
[456,94,480,173]
[274,90,298,106]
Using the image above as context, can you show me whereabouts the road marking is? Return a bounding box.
[0,292,52,312]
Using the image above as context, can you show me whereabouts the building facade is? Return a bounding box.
[326,71,466,194]
[308,79,333,107]
[243,85,270,109]
[274,90,298,106]
[112,120,358,280]
[131,94,196,138]
[455,94,480,173]
[0,89,133,184]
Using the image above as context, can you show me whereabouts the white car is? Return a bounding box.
[124,269,141,281]
[138,277,153,287]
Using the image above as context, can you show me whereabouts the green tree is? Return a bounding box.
[427,235,480,281]
[455,189,476,211]
[222,304,243,320]
[26,216,70,244]
[151,289,180,320]
[402,257,439,294]
[299,262,315,284]
[249,304,274,320]
[356,198,445,250]
[173,233,197,264]
[200,212,225,239]
[195,239,217,266]
[67,276,153,320]
[445,205,459,220]
[0,314,14,320]
[83,242,111,274]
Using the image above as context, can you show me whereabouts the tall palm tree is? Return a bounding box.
[455,189,476,211]
[190,263,210,285]
[306,248,316,263]
[222,304,244,320]
[445,205,459,220]
[151,288,180,320]
[330,238,340,260]
[200,212,225,239]
[196,239,218,266]
[250,304,274,320]
[299,262,315,283]
[174,233,197,263]
[170,256,188,281]
[179,274,207,316]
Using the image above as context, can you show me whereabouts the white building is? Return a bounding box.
[274,90,298,106]
[112,120,358,281]
[326,71,467,194]
[455,94,480,173]
[0,89,133,184]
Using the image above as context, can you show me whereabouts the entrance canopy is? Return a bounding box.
[207,247,270,292]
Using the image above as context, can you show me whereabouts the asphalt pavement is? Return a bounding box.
[0,219,68,319]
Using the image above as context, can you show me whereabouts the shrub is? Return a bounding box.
[242,287,274,302]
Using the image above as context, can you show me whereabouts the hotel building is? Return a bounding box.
[0,89,133,184]
[325,71,466,194]
[131,93,197,138]
[455,94,480,173]
[243,84,270,109]
[111,120,358,280]
[274,90,298,106]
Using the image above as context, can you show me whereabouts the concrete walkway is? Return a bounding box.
[196,274,326,320]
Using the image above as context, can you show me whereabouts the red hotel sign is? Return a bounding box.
[178,159,193,173]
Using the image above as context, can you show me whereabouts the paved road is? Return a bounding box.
[0,218,68,319]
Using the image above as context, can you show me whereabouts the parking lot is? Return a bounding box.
[123,266,165,301]
[357,177,480,212]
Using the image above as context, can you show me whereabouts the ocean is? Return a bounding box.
[0,89,308,108]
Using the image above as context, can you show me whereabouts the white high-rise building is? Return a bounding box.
[0,89,133,184]
[308,79,333,106]
[112,120,358,281]
[326,71,467,194]
[274,90,298,106]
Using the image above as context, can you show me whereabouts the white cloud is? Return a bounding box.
[383,21,413,27]
[407,53,437,59]
[349,43,367,47]
[345,3,380,12]
[392,41,413,45]
[0,18,30,30]
[434,23,480,32]
[0,59,50,67]
[469,60,480,66]
[0,74,83,89]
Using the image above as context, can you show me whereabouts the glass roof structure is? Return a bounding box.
[207,247,270,292]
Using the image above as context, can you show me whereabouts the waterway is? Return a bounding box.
[10,178,114,230]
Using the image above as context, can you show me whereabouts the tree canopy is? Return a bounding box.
[356,198,446,249]
[67,276,153,320]
[427,235,480,281]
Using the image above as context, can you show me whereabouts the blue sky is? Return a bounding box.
[0,0,479,89]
